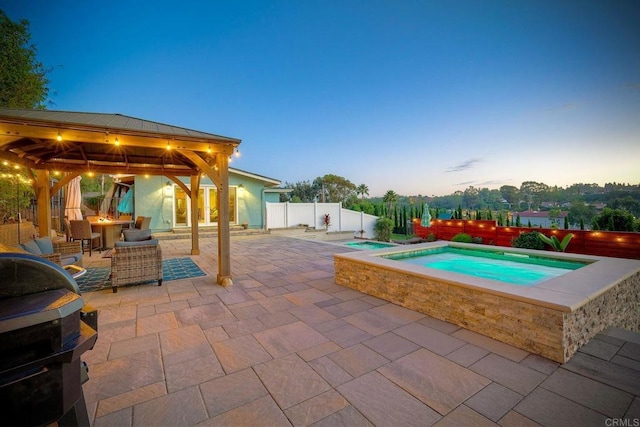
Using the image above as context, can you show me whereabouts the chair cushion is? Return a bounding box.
[115,238,158,248]
[123,229,152,242]
[60,254,81,266]
[34,236,55,255]
[60,254,78,266]
[20,239,43,255]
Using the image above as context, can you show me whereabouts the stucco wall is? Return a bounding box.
[133,176,174,232]
[134,174,272,230]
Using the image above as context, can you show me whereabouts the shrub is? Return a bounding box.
[538,232,574,252]
[511,231,545,250]
[451,233,473,243]
[427,233,436,242]
[374,217,394,242]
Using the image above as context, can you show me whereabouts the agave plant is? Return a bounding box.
[538,232,574,252]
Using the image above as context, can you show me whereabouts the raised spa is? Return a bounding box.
[382,246,588,286]
[334,241,640,362]
[344,241,397,250]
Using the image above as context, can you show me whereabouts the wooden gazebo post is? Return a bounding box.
[216,153,232,286]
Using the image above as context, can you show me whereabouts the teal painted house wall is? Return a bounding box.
[132,172,278,232]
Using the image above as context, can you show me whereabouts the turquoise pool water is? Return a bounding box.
[383,246,588,286]
[345,241,396,250]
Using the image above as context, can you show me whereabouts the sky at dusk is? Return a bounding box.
[3,1,639,197]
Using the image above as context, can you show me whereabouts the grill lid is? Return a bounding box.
[0,253,81,299]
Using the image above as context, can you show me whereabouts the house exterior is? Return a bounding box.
[128,168,282,232]
[517,210,569,228]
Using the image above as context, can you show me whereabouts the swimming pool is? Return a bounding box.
[383,246,588,286]
[344,241,396,250]
[334,241,640,362]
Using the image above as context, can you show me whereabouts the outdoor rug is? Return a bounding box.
[75,257,206,292]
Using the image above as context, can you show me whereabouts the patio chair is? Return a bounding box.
[119,214,133,229]
[64,218,73,242]
[110,239,163,293]
[69,220,102,256]
[134,216,151,230]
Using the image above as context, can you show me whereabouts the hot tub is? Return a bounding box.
[334,241,640,362]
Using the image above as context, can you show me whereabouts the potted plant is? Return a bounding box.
[241,221,248,230]
[323,214,331,231]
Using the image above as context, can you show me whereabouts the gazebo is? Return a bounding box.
[0,108,241,286]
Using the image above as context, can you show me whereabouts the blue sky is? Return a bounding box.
[3,1,639,197]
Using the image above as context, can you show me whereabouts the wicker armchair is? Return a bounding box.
[40,240,84,267]
[110,239,162,293]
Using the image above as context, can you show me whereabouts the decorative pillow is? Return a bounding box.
[123,229,152,242]
[34,236,55,254]
[20,239,43,255]
[115,239,158,248]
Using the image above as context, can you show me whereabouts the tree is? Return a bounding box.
[591,208,636,232]
[0,11,50,108]
[568,201,596,229]
[281,180,316,202]
[520,181,549,210]
[0,163,34,221]
[356,184,369,201]
[462,186,480,210]
[548,208,562,228]
[382,190,398,216]
[609,196,640,217]
[313,174,356,203]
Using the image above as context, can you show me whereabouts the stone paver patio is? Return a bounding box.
[80,234,640,426]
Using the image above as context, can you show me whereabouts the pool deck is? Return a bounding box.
[81,235,640,426]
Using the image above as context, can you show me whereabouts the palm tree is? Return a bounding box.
[356,184,369,201]
[383,190,398,217]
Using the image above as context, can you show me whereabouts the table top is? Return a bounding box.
[89,219,133,226]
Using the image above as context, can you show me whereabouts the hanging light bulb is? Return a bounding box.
[166,141,171,150]
[235,148,240,157]
[57,131,63,141]
[114,137,120,146]
[207,145,212,154]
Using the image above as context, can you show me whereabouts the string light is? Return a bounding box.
[234,148,240,157]
[207,146,211,154]
[57,131,63,141]
[115,137,120,146]
[166,141,171,150]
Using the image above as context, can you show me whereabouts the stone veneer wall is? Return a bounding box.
[335,257,639,363]
[563,271,640,361]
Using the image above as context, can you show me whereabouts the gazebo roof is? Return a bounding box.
[0,108,241,176]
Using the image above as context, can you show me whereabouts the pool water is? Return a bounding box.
[345,241,396,250]
[383,246,588,286]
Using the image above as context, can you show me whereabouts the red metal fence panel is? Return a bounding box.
[413,219,640,260]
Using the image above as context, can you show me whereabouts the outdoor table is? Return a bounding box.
[89,219,133,249]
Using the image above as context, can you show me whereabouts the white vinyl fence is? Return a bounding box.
[265,202,379,239]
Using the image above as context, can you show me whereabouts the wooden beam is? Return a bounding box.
[177,151,222,187]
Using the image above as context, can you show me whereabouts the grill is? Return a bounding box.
[0,253,98,426]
